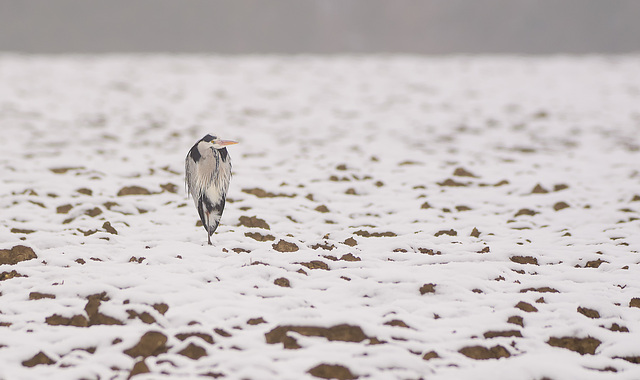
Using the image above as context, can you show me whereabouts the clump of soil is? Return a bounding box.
[453,167,477,177]
[438,179,468,187]
[384,320,410,328]
[547,336,601,355]
[578,307,600,319]
[85,292,124,326]
[419,283,436,295]
[515,208,538,217]
[242,188,295,198]
[507,316,524,327]
[1,270,25,281]
[245,232,275,241]
[299,261,329,270]
[0,245,37,265]
[117,186,151,196]
[77,188,93,195]
[178,343,207,360]
[520,287,559,293]
[629,298,640,308]
[531,184,549,194]
[434,229,457,237]
[510,256,538,265]
[152,303,169,315]
[311,242,336,250]
[129,359,149,378]
[29,292,55,300]
[103,222,118,235]
[315,205,330,213]
[483,330,522,339]
[238,216,270,230]
[160,183,178,193]
[247,317,267,325]
[459,345,510,359]
[343,238,357,246]
[126,310,156,324]
[308,364,357,380]
[354,230,396,237]
[340,253,361,262]
[554,201,570,211]
[423,351,439,360]
[46,314,88,327]
[56,204,73,214]
[124,331,169,358]
[274,277,291,287]
[265,324,370,349]
[515,301,538,312]
[22,352,56,367]
[175,332,214,344]
[273,240,299,252]
[11,228,35,234]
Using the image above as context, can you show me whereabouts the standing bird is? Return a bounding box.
[185,134,238,245]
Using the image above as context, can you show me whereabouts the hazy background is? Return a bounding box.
[1,0,639,54]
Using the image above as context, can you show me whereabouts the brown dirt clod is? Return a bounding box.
[245,232,275,241]
[507,316,524,327]
[515,301,538,313]
[531,184,549,194]
[629,298,640,308]
[1,270,25,281]
[308,364,357,380]
[420,283,436,295]
[515,208,538,217]
[459,345,511,360]
[29,292,55,300]
[343,237,358,246]
[265,324,369,349]
[57,204,73,214]
[274,277,291,287]
[22,352,56,367]
[129,359,150,378]
[152,303,169,315]
[45,314,89,327]
[103,221,118,235]
[178,343,208,360]
[175,332,214,344]
[453,167,478,177]
[577,307,600,319]
[384,319,410,328]
[300,261,330,271]
[272,240,299,252]
[339,253,361,262]
[117,186,151,196]
[483,330,523,339]
[470,227,481,238]
[85,292,124,326]
[238,216,271,230]
[423,351,439,360]
[547,336,601,355]
[438,179,468,187]
[124,331,169,358]
[510,256,538,265]
[434,229,457,237]
[242,187,295,198]
[554,201,570,211]
[0,245,37,265]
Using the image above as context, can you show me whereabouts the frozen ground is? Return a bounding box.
[0,54,639,380]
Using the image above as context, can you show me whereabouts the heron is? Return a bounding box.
[185,134,238,245]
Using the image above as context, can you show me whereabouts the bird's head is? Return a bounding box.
[203,134,238,149]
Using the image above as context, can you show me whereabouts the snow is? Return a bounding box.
[1,54,640,379]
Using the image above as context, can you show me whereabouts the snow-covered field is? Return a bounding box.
[1,54,639,380]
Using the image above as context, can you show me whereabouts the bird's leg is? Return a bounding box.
[207,234,212,245]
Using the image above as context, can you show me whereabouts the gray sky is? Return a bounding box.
[1,0,639,54]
